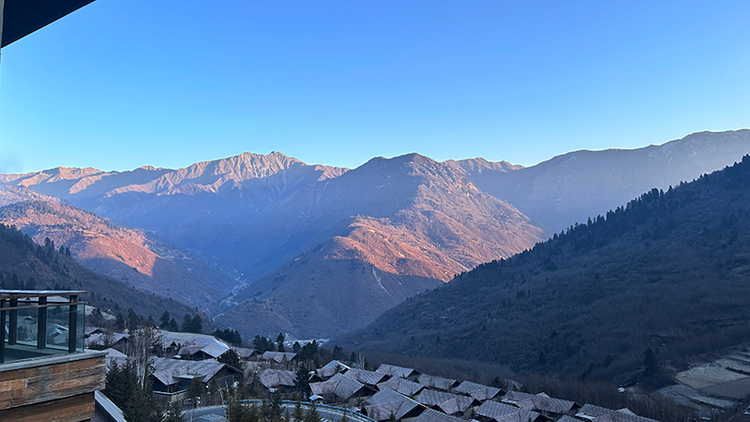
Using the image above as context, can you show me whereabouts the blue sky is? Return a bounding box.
[1,1,748,173]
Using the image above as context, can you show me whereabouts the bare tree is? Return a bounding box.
[356,353,366,370]
[126,324,162,389]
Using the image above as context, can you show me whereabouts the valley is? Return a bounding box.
[1,129,750,357]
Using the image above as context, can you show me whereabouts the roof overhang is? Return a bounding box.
[2,0,97,48]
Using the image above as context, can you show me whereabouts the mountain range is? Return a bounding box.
[1,129,749,340]
[337,154,750,379]
[460,130,750,232]
[0,196,234,312]
[0,221,194,320]
[216,153,545,337]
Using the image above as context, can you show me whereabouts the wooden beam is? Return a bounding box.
[0,392,95,422]
[0,352,105,409]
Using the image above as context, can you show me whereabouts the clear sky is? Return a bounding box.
[0,1,748,173]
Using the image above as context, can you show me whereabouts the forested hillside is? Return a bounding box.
[0,223,194,320]
[462,130,750,232]
[340,155,750,379]
[218,153,545,338]
[0,200,235,312]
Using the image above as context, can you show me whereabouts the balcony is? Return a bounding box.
[0,290,105,422]
[0,290,86,363]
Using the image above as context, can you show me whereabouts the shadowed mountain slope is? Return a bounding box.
[338,155,750,379]
[459,130,750,232]
[0,200,234,313]
[217,153,546,338]
[0,222,193,320]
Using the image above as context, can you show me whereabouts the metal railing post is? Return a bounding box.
[37,297,47,349]
[8,297,17,345]
[68,295,78,353]
[0,299,6,363]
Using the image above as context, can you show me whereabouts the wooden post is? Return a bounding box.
[68,295,78,353]
[38,297,48,349]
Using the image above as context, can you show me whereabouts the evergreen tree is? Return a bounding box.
[181,314,192,332]
[304,402,322,422]
[294,365,310,394]
[276,333,285,352]
[643,347,658,376]
[270,393,283,422]
[332,345,344,360]
[191,314,203,333]
[188,377,206,399]
[293,399,305,422]
[253,335,273,353]
[160,310,171,328]
[225,383,248,422]
[127,308,139,333]
[218,349,243,372]
[115,313,125,331]
[103,361,160,422]
[248,402,261,422]
[164,402,185,422]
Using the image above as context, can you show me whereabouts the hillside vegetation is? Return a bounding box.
[0,222,194,320]
[339,155,750,379]
[462,130,750,232]
[0,200,234,313]
[219,153,545,338]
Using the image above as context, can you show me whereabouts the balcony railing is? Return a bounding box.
[0,290,86,363]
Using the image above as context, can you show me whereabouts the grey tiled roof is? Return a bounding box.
[344,368,389,386]
[577,404,618,419]
[310,373,366,400]
[260,368,296,388]
[559,416,585,422]
[317,360,350,379]
[365,402,404,422]
[85,332,129,348]
[475,400,540,422]
[491,411,543,422]
[413,409,466,422]
[152,358,227,387]
[378,378,424,396]
[376,364,419,379]
[577,405,659,422]
[160,330,226,349]
[455,381,501,401]
[414,390,475,414]
[103,348,127,369]
[366,387,425,420]
[231,346,256,359]
[502,391,576,414]
[261,351,297,363]
[417,374,458,391]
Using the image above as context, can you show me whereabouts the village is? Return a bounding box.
[85,325,661,422]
